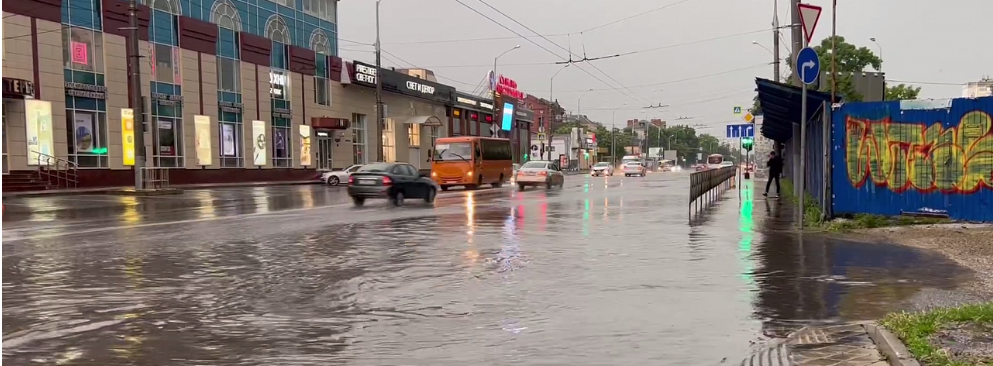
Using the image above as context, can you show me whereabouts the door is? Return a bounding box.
[316,135,333,171]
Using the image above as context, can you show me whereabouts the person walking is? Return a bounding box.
[764,151,783,197]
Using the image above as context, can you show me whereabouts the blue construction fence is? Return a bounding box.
[780,102,831,213]
[827,96,993,222]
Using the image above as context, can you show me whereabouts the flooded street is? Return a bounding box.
[2,174,970,365]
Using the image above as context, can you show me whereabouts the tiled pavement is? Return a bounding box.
[742,323,888,366]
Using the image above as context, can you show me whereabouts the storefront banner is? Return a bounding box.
[252,120,267,166]
[25,100,53,165]
[121,108,136,166]
[74,112,94,152]
[221,123,236,156]
[299,125,312,166]
[193,115,212,166]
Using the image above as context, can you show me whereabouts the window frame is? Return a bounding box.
[217,57,241,92]
[314,77,331,106]
[408,123,421,147]
[62,26,106,73]
[352,113,367,164]
[382,118,396,162]
[272,124,292,167]
[152,114,185,167]
[65,108,110,168]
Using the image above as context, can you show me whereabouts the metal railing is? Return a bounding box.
[689,166,736,209]
[139,167,170,190]
[32,151,79,189]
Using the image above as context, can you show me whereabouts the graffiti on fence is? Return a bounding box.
[845,110,993,193]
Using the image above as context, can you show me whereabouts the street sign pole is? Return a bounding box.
[799,43,807,228]
[795,2,822,228]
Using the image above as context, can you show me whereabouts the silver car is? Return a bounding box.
[591,162,614,176]
[516,160,565,190]
[623,162,647,177]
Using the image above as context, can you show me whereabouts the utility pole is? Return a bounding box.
[374,0,385,162]
[790,0,802,87]
[772,0,781,82]
[127,0,145,190]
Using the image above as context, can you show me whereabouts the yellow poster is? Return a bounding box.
[194,115,212,166]
[299,125,312,166]
[121,108,135,166]
[25,100,54,165]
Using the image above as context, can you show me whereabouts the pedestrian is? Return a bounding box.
[764,151,783,197]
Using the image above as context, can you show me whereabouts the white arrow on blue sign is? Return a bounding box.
[725,124,755,138]
[796,47,820,85]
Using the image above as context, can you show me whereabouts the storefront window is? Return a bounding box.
[428,126,440,148]
[481,122,493,137]
[383,118,396,162]
[152,43,182,84]
[2,109,9,174]
[469,119,478,136]
[314,54,330,106]
[62,26,105,73]
[452,115,462,136]
[352,113,366,164]
[408,124,420,147]
[150,85,184,167]
[272,118,292,167]
[219,108,242,167]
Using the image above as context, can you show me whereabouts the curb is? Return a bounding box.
[863,323,922,366]
[2,181,320,198]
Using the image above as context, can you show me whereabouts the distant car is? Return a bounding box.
[591,162,614,176]
[516,160,565,190]
[720,161,735,168]
[623,162,646,177]
[347,162,438,207]
[321,164,363,186]
[660,164,673,172]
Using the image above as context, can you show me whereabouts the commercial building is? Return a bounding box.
[2,0,537,188]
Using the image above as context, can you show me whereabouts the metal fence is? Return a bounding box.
[689,166,736,209]
[830,96,993,221]
[780,100,831,218]
[139,167,170,190]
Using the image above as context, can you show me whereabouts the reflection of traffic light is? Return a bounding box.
[92,147,108,154]
[741,137,754,151]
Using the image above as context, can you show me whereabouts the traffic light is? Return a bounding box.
[741,137,754,151]
[523,153,529,161]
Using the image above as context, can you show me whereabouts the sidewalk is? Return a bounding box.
[2,180,320,198]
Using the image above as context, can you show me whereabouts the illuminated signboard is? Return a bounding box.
[354,63,377,84]
[500,102,515,131]
[493,75,525,99]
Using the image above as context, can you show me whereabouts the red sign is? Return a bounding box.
[71,41,88,65]
[495,75,525,99]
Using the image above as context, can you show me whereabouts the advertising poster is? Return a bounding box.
[25,100,53,165]
[252,120,267,166]
[221,123,236,156]
[121,108,135,165]
[193,115,212,166]
[158,119,175,155]
[500,102,515,131]
[299,125,312,166]
[74,113,94,152]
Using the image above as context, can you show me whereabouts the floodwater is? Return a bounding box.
[2,176,970,365]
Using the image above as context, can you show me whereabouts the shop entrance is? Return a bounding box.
[315,131,334,171]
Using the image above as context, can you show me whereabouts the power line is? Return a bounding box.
[524,63,769,93]
[379,48,481,87]
[888,79,966,86]
[580,87,754,111]
[580,0,701,33]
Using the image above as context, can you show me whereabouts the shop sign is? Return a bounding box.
[272,107,292,119]
[479,102,494,110]
[152,92,183,106]
[64,82,107,99]
[354,63,377,84]
[406,80,435,95]
[2,77,35,97]
[219,101,243,113]
[490,73,525,99]
[270,71,288,98]
[456,96,477,106]
[122,108,135,166]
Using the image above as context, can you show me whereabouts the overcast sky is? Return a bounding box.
[337,0,993,136]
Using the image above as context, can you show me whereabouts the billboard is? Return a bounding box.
[193,115,212,166]
[500,102,515,131]
[121,108,135,165]
[299,124,312,166]
[24,100,53,165]
[252,120,267,166]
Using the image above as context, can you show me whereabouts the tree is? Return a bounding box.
[884,83,921,101]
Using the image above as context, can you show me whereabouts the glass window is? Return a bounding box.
[2,111,7,174]
[62,26,105,73]
[433,142,472,161]
[65,110,109,168]
[219,114,243,167]
[271,0,293,8]
[217,57,240,92]
[469,119,478,136]
[154,116,184,167]
[352,113,366,164]
[383,118,396,162]
[153,43,181,84]
[315,77,330,106]
[429,126,440,147]
[272,123,292,167]
[408,124,420,147]
[270,69,289,100]
[451,116,461,136]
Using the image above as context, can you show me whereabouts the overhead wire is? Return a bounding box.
[579,0,702,33]
[379,48,481,87]
[524,62,770,93]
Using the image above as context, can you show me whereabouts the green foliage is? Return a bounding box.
[885,83,922,101]
[881,302,993,366]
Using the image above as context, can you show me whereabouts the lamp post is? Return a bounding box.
[870,37,882,73]
[577,88,593,115]
[610,103,627,165]
[492,45,521,92]
[548,63,571,160]
[752,40,780,82]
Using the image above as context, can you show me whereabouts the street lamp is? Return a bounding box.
[492,45,521,81]
[869,37,883,73]
[577,88,593,115]
[611,102,628,165]
[548,63,571,160]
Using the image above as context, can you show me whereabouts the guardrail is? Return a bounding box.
[32,151,79,189]
[689,166,736,210]
[139,167,170,190]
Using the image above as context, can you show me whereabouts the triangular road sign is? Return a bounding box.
[797,3,822,44]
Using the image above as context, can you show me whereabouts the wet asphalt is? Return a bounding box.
[1,173,973,365]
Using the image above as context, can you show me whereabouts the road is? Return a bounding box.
[1,173,971,365]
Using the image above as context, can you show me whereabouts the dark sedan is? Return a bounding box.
[347,162,438,207]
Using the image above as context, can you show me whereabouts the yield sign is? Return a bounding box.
[797,3,823,44]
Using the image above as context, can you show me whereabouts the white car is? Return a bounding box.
[321,164,363,186]
[623,162,646,177]
[591,162,614,176]
[516,160,566,190]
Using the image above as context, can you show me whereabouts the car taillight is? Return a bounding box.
[538,171,548,176]
[381,176,393,185]
[348,176,355,185]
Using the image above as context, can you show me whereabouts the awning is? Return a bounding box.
[403,115,444,126]
[754,78,840,143]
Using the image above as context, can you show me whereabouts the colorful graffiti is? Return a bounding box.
[845,110,993,193]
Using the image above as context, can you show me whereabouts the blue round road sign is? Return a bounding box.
[796,47,820,85]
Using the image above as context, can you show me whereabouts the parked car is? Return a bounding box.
[347,162,438,207]
[321,164,363,186]
[623,162,647,177]
[516,160,565,190]
[591,162,614,176]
